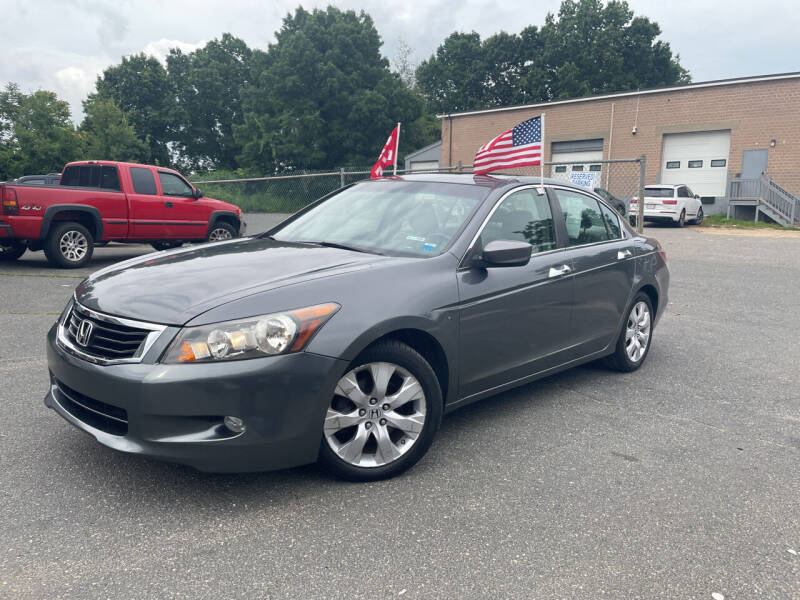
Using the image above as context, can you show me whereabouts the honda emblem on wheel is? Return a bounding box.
[75,320,94,347]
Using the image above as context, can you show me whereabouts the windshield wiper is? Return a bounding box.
[296,240,382,255]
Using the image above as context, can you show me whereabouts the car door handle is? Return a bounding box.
[617,249,632,260]
[548,264,572,278]
[164,201,174,208]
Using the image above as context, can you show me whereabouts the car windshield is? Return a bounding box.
[272,180,488,257]
[644,188,674,198]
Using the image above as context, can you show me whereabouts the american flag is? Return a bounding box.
[474,116,543,175]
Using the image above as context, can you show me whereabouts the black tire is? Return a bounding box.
[0,242,26,261]
[151,241,183,251]
[676,209,686,228]
[318,340,443,481]
[692,207,704,225]
[43,222,94,268]
[207,221,237,242]
[604,292,654,372]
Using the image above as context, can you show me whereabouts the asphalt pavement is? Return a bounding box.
[0,221,798,599]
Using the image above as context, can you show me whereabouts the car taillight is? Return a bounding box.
[1,188,18,214]
[663,199,677,205]
[630,198,637,204]
[658,248,667,263]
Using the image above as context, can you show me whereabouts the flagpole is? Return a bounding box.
[393,122,400,176]
[540,112,546,190]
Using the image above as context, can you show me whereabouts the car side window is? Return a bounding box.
[158,172,194,197]
[554,189,610,246]
[479,189,556,254]
[100,166,120,191]
[598,202,622,239]
[130,167,157,195]
[677,186,688,198]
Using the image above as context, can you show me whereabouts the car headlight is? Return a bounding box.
[162,303,340,363]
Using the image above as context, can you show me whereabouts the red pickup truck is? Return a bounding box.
[0,161,244,268]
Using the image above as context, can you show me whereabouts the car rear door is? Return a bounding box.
[127,166,167,239]
[157,171,208,240]
[551,187,635,357]
[457,186,574,399]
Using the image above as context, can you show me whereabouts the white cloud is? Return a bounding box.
[142,39,206,64]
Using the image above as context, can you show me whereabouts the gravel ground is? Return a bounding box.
[0,221,798,599]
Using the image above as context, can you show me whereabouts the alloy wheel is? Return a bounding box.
[59,230,88,262]
[208,227,233,242]
[625,301,651,362]
[325,362,427,468]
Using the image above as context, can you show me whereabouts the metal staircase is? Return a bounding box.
[727,175,800,226]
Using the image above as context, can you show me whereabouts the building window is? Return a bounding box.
[666,161,680,169]
[688,160,703,168]
[554,166,567,173]
[571,165,584,171]
[589,164,602,172]
[710,159,727,167]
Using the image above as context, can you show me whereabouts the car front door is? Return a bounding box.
[157,171,208,240]
[457,186,574,400]
[128,166,167,239]
[551,187,636,357]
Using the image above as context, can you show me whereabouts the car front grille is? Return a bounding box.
[59,302,165,364]
[53,378,128,436]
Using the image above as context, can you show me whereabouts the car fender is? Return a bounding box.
[208,210,241,235]
[39,204,103,240]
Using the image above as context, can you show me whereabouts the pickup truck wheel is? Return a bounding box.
[44,222,94,268]
[0,242,26,261]
[207,222,236,242]
[151,241,183,251]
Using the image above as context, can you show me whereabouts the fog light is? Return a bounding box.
[224,416,246,434]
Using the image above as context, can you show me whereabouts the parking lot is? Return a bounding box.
[1,220,798,599]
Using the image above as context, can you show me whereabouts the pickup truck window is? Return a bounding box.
[158,172,194,197]
[130,167,157,195]
[62,165,121,191]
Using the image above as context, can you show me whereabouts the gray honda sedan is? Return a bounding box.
[45,175,669,480]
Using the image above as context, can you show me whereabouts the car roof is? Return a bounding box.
[366,173,594,193]
[645,184,680,189]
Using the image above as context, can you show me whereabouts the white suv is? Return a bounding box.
[629,184,704,227]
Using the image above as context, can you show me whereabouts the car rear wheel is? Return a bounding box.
[676,209,686,227]
[207,222,236,242]
[44,222,94,268]
[318,340,443,481]
[692,207,704,225]
[0,242,26,261]
[604,292,653,372]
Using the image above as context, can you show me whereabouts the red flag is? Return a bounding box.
[370,125,400,179]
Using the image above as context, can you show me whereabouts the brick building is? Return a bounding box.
[438,72,800,215]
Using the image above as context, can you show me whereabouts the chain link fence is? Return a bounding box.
[191,158,647,231]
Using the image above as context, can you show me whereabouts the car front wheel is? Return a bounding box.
[207,222,236,242]
[318,340,443,481]
[692,207,704,225]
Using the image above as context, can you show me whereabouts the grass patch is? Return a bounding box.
[700,214,800,231]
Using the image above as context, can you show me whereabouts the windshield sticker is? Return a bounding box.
[406,235,425,242]
[421,243,437,252]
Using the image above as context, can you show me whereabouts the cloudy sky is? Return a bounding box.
[2,0,799,121]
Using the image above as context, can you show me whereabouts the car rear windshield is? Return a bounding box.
[644,188,674,198]
[272,180,488,257]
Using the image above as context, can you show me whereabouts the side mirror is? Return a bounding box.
[472,240,532,268]
[193,188,204,200]
[694,194,700,199]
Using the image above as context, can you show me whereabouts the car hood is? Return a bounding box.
[75,237,390,325]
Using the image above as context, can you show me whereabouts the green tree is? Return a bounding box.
[416,0,689,113]
[0,83,84,180]
[167,34,253,171]
[235,6,432,172]
[92,54,172,165]
[80,97,148,162]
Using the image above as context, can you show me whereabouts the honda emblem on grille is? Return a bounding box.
[75,319,94,347]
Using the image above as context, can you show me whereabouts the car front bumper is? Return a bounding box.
[45,323,347,472]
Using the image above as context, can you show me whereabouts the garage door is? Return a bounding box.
[660,131,731,197]
[551,139,604,188]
